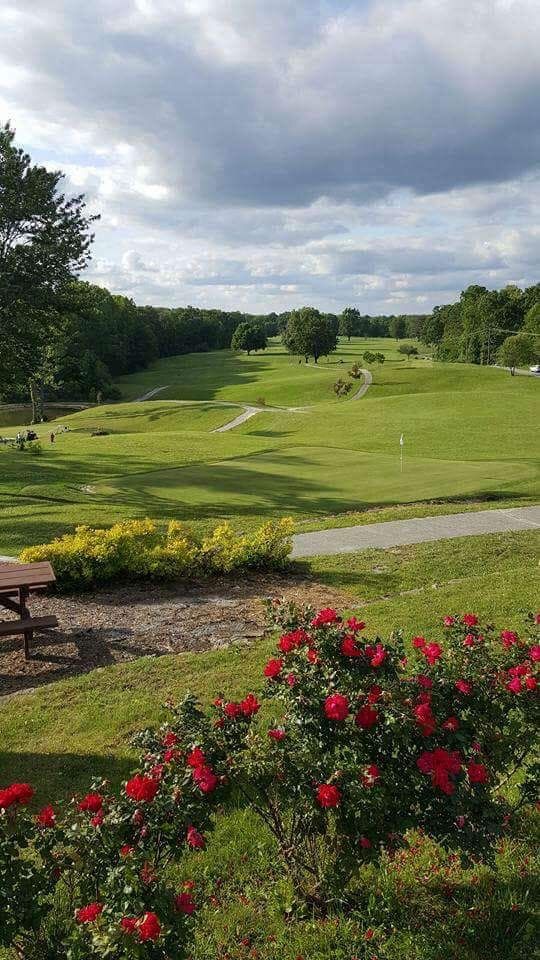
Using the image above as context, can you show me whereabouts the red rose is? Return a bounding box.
[163,748,180,763]
[174,892,197,915]
[91,810,104,828]
[240,693,261,717]
[463,633,475,647]
[417,748,462,795]
[442,716,460,732]
[416,674,432,689]
[369,643,387,667]
[316,783,342,808]
[278,629,309,652]
[346,617,366,632]
[125,774,159,803]
[162,731,178,747]
[443,616,455,627]
[0,783,34,809]
[186,825,205,848]
[268,727,286,741]
[137,912,161,942]
[355,705,379,729]
[467,761,489,784]
[462,613,478,626]
[311,607,340,627]
[75,903,103,924]
[224,702,242,718]
[340,635,363,657]
[120,917,138,934]
[324,693,350,721]
[506,676,522,693]
[359,835,372,848]
[500,630,519,649]
[307,648,319,664]
[412,636,426,649]
[455,679,472,695]
[529,645,540,662]
[361,764,381,787]
[120,844,134,858]
[367,684,383,703]
[413,702,437,736]
[77,792,103,813]
[264,658,283,679]
[525,676,537,690]
[187,747,206,768]
[36,805,56,828]
[422,642,442,666]
[192,764,218,794]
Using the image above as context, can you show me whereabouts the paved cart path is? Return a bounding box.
[291,506,540,558]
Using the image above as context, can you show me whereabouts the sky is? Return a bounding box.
[2,0,540,315]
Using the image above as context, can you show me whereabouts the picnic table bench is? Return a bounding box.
[0,561,58,659]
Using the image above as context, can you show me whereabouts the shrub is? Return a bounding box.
[333,378,353,396]
[19,517,294,589]
[348,362,363,379]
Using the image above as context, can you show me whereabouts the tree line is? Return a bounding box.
[421,283,540,372]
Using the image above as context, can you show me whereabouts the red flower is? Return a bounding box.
[355,705,379,729]
[413,702,436,736]
[240,693,261,716]
[455,679,473,695]
[416,674,433,689]
[467,761,489,784]
[192,765,218,794]
[311,607,340,627]
[525,676,537,690]
[443,616,455,627]
[91,810,104,828]
[163,748,180,763]
[340,635,363,657]
[529,645,540,662]
[120,844,134,858]
[422,642,442,666]
[36,805,56,828]
[77,792,103,813]
[417,748,462,795]
[187,747,206,768]
[307,648,319,664]
[264,658,283,679]
[162,731,178,747]
[286,673,296,686]
[442,716,460,732]
[500,630,519,649]
[506,676,522,693]
[0,783,34,809]
[186,825,205,848]
[346,617,366,632]
[278,629,309,652]
[174,892,197,915]
[369,643,387,667]
[412,636,426,649]
[137,912,161,942]
[367,684,383,703]
[316,783,342,808]
[268,727,286,741]
[364,928,375,940]
[361,764,381,787]
[359,835,372,848]
[324,693,350,721]
[462,614,478,627]
[120,917,138,934]
[125,775,159,803]
[463,633,476,647]
[224,702,242,718]
[75,903,103,924]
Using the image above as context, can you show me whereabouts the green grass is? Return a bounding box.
[0,530,538,959]
[0,338,538,555]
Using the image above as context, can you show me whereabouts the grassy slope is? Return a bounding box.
[0,339,538,554]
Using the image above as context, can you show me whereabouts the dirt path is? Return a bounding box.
[0,572,348,696]
[134,385,170,401]
[351,368,372,399]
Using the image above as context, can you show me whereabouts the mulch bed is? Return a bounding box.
[0,573,350,696]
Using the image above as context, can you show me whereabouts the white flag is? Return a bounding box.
[399,434,404,446]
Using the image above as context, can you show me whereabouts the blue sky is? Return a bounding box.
[2,0,540,313]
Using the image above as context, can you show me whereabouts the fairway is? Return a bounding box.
[0,338,538,554]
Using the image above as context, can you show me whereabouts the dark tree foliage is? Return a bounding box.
[0,123,98,420]
[421,282,540,364]
[282,307,338,363]
[231,321,267,354]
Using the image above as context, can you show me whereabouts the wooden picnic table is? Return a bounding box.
[0,561,58,659]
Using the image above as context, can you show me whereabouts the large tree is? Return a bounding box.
[231,321,267,354]
[282,307,338,363]
[339,306,359,340]
[498,333,538,375]
[0,123,97,420]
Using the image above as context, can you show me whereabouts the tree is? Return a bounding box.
[389,316,407,339]
[0,123,98,421]
[498,333,538,375]
[339,307,360,340]
[231,321,267,354]
[398,343,418,360]
[524,302,540,337]
[282,307,338,363]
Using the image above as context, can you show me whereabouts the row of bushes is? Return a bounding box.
[1,609,538,957]
[20,517,294,589]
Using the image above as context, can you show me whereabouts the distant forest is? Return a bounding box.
[3,279,539,406]
[0,280,425,404]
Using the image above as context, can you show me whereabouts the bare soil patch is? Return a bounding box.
[0,573,349,696]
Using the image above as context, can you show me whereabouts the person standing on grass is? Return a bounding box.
[50,432,55,443]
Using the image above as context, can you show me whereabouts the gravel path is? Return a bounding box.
[351,368,372,400]
[134,385,170,401]
[291,505,540,558]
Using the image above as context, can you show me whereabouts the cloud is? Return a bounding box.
[2,0,540,312]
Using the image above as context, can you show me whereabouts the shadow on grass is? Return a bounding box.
[0,751,135,803]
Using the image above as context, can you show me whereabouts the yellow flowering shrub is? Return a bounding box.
[20,517,293,589]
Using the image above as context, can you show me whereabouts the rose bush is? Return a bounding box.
[0,608,538,953]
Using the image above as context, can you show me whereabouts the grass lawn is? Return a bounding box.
[0,530,538,959]
[0,338,538,555]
